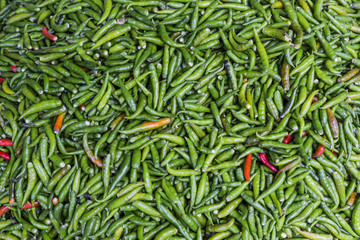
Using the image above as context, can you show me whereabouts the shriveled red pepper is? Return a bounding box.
[0,77,5,84]
[313,145,325,158]
[11,66,17,73]
[110,113,126,130]
[22,201,39,209]
[80,104,86,112]
[42,26,58,41]
[9,182,15,204]
[83,133,103,168]
[0,206,10,217]
[53,113,66,134]
[283,133,294,144]
[80,66,89,72]
[326,108,339,138]
[0,139,13,146]
[0,151,10,161]
[312,96,319,103]
[259,153,278,172]
[244,154,252,182]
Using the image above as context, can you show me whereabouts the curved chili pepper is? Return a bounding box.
[83,133,103,168]
[313,145,326,158]
[120,118,171,134]
[259,153,278,172]
[42,26,58,41]
[0,139,13,146]
[0,206,10,217]
[22,201,40,209]
[0,151,10,161]
[244,154,252,182]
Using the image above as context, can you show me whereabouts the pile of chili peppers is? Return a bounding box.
[2,0,360,239]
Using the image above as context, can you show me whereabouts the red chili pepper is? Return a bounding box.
[313,145,325,158]
[22,201,39,209]
[312,96,319,103]
[42,26,58,41]
[0,151,10,161]
[0,77,5,84]
[331,151,338,157]
[302,131,307,137]
[283,133,294,144]
[0,206,10,217]
[11,66,17,73]
[244,154,252,182]
[259,153,278,172]
[0,139,13,146]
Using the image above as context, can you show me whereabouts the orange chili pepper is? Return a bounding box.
[52,197,59,205]
[348,192,355,206]
[313,145,325,158]
[244,154,252,182]
[53,113,66,134]
[121,118,171,134]
[141,118,171,130]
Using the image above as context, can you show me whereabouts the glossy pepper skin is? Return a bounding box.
[42,26,58,41]
[1,0,360,239]
[0,139,13,146]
